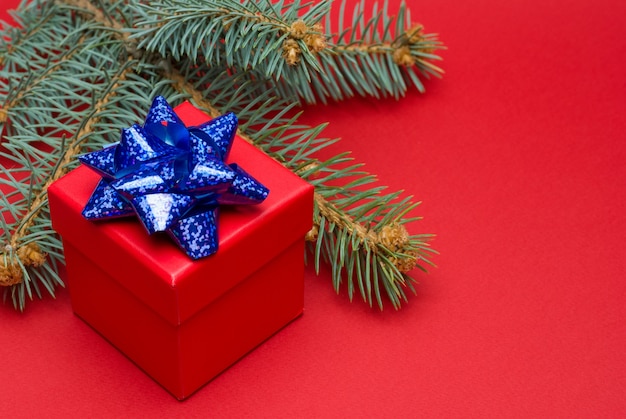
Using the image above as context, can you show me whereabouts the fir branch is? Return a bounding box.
[1,0,437,311]
[102,0,437,306]
[131,0,329,79]
[0,0,138,308]
[0,0,56,68]
[129,0,443,104]
[172,59,436,308]
[273,0,445,103]
[0,3,89,124]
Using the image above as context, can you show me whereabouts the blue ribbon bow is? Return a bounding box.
[79,96,269,259]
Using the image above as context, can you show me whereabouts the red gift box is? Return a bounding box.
[48,102,313,400]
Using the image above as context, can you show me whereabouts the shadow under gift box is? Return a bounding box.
[48,102,314,400]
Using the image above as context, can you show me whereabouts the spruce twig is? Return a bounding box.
[130,0,444,104]
[132,0,330,79]
[1,0,438,311]
[274,0,445,103]
[0,0,141,307]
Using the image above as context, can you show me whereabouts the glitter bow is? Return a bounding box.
[79,96,269,259]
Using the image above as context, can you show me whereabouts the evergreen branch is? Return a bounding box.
[272,0,445,103]
[131,0,329,79]
[0,0,436,311]
[173,60,435,308]
[0,0,138,309]
[128,29,436,308]
[129,0,443,104]
[0,34,88,127]
[0,0,57,68]
[0,3,91,125]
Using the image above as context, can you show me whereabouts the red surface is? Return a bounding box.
[2,0,625,417]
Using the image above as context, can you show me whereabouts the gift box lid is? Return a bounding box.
[49,102,313,326]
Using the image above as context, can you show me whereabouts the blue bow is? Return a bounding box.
[79,96,269,259]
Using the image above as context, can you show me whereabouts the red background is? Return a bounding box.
[2,0,625,417]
